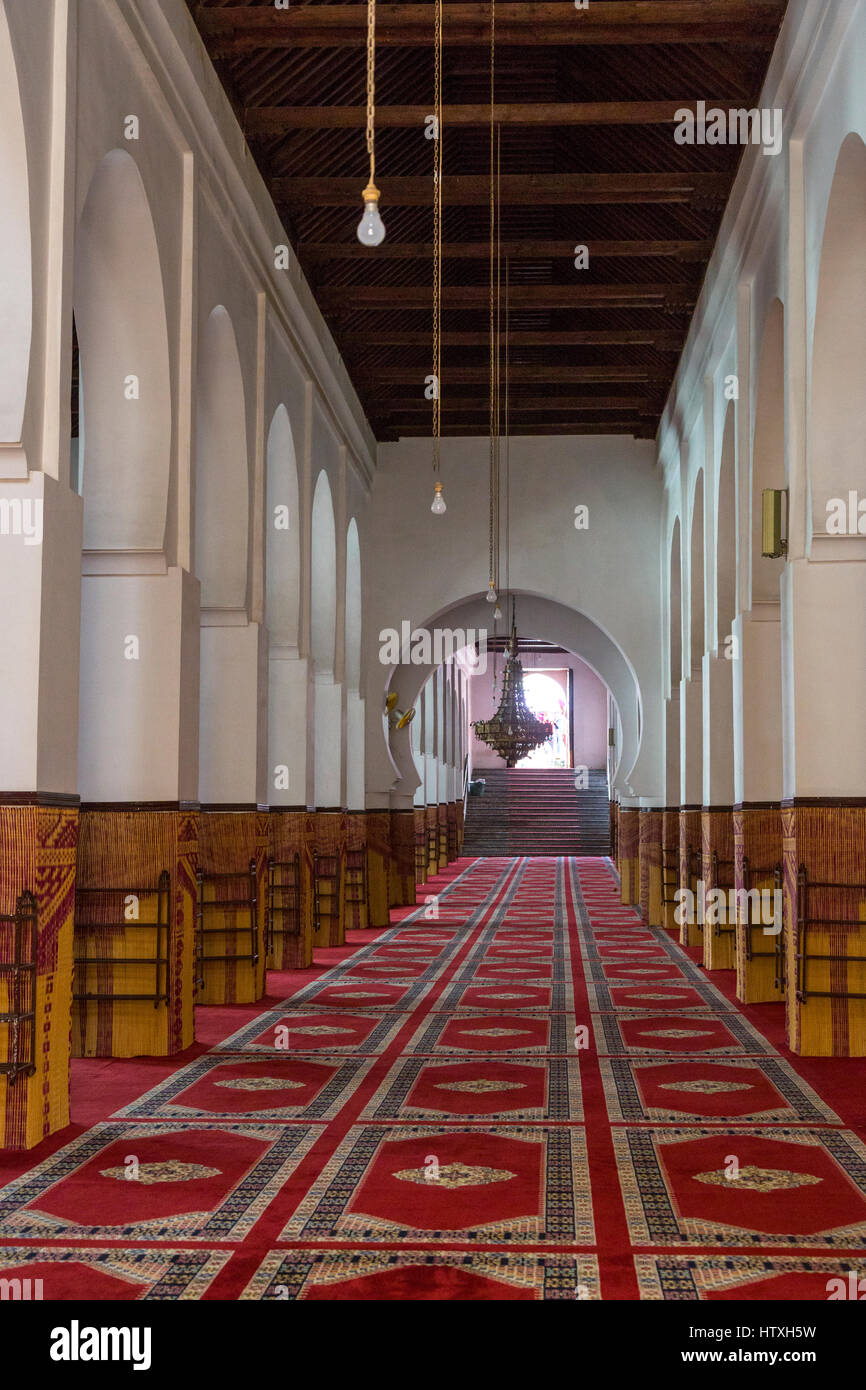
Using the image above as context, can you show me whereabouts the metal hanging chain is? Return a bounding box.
[432,0,443,473]
[495,123,502,593]
[504,254,510,599]
[488,0,497,593]
[365,0,377,189]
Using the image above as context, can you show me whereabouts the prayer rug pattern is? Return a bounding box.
[3,852,866,1300]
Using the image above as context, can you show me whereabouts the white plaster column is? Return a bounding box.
[702,653,735,806]
[313,673,344,808]
[268,652,309,807]
[733,606,783,802]
[199,615,267,804]
[680,676,703,806]
[665,690,681,805]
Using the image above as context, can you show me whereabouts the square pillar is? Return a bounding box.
[734,805,783,1004]
[0,803,77,1151]
[618,809,640,906]
[73,809,197,1058]
[678,808,702,948]
[783,804,866,1057]
[197,811,267,1005]
[639,809,664,926]
[701,808,736,970]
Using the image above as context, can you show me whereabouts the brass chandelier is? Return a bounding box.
[472,607,554,767]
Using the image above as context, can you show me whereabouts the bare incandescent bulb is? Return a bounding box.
[486,582,498,604]
[357,185,386,246]
[431,481,446,515]
[493,604,502,621]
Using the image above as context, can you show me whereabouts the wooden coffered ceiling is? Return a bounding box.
[188,0,788,442]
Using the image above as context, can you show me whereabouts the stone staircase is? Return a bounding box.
[462,767,610,857]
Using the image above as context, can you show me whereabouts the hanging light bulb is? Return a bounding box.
[486,581,498,604]
[357,0,385,246]
[431,481,446,515]
[357,184,385,246]
[493,603,502,621]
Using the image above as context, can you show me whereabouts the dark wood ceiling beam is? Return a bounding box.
[385,423,657,438]
[277,172,731,207]
[319,283,697,310]
[246,101,730,134]
[341,329,685,347]
[196,2,784,52]
[301,238,713,265]
[357,365,669,384]
[372,396,656,413]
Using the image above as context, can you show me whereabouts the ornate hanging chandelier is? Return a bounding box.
[472,612,553,767]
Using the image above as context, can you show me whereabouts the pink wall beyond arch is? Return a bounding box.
[468,650,608,771]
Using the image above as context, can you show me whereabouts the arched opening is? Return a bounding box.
[266,404,300,650]
[344,519,362,693]
[311,470,340,806]
[666,517,682,804]
[709,412,736,805]
[74,151,176,801]
[810,133,866,533]
[380,592,637,803]
[311,471,337,678]
[689,470,705,673]
[0,4,32,475]
[266,404,303,807]
[739,300,784,804]
[74,150,171,548]
[345,517,364,809]
[682,471,705,807]
[669,518,682,689]
[752,298,786,603]
[195,306,248,608]
[196,306,255,804]
[784,132,866,798]
[519,671,569,768]
[717,408,737,648]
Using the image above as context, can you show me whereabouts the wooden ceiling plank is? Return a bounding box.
[340,329,685,346]
[356,365,670,383]
[319,283,697,309]
[278,172,732,206]
[196,2,785,51]
[246,101,732,133]
[300,238,713,264]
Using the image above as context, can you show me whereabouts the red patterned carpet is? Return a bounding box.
[2,856,866,1301]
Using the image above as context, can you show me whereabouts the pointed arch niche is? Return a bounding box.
[682,469,704,808]
[196,305,259,805]
[267,404,306,807]
[665,516,682,804]
[345,517,364,810]
[786,133,866,797]
[75,150,185,800]
[311,470,341,807]
[736,297,785,804]
[705,410,735,807]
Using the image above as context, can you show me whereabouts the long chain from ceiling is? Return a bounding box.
[432,0,443,480]
[366,0,376,186]
[357,0,385,246]
[487,0,500,606]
